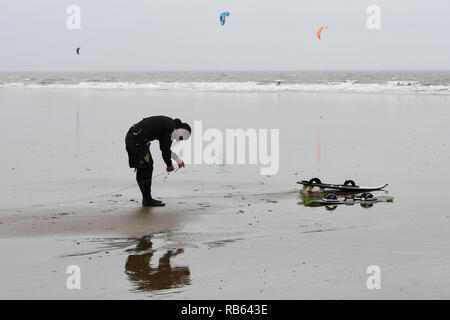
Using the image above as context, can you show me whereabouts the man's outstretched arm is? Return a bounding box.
[159,136,173,168]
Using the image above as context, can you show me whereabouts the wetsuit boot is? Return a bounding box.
[142,198,165,207]
[143,182,165,207]
[136,168,165,207]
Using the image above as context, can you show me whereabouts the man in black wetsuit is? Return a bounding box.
[125,116,191,206]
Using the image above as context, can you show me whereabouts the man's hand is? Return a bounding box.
[178,160,185,168]
[167,165,175,172]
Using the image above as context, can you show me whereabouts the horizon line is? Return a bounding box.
[1,69,450,73]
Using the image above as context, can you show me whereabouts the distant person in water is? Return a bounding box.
[125,116,191,206]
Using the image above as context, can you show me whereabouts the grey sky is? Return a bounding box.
[0,0,449,71]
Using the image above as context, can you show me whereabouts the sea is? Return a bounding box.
[0,71,449,94]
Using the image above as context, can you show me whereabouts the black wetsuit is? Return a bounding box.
[125,115,176,201]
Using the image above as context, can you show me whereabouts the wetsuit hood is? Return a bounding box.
[172,119,191,141]
[171,128,190,141]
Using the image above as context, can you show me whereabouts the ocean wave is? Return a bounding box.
[1,80,449,94]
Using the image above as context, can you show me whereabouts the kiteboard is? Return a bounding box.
[297,178,388,192]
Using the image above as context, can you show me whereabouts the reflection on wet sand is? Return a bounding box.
[298,190,389,211]
[302,202,374,211]
[125,236,190,292]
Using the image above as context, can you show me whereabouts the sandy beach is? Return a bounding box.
[1,81,450,299]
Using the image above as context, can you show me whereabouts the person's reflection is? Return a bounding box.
[125,236,190,292]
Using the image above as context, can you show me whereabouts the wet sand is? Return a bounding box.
[1,88,450,298]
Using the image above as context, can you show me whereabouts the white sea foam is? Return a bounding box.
[0,80,449,94]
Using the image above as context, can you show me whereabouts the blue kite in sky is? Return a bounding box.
[220,12,230,26]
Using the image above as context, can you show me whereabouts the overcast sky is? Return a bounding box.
[0,0,449,71]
